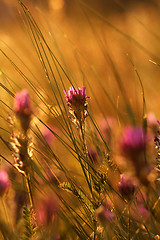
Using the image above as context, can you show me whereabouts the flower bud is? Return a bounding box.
[14,89,32,132]
[118,174,136,200]
[64,86,90,127]
[120,126,147,160]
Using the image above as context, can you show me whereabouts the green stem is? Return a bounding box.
[80,122,94,199]
[24,172,33,208]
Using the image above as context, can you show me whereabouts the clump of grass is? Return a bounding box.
[0,0,160,239]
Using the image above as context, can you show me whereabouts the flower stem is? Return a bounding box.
[80,122,94,198]
[24,171,33,208]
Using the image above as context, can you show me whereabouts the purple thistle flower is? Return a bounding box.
[64,86,89,104]
[0,170,11,197]
[118,174,136,200]
[120,126,148,160]
[14,89,32,132]
[64,86,90,127]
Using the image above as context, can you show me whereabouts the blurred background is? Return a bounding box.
[1,0,160,120]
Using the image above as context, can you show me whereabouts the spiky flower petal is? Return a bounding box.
[64,86,90,127]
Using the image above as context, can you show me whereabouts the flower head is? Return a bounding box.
[64,86,89,105]
[14,89,32,115]
[118,174,136,200]
[120,126,148,160]
[14,89,32,132]
[0,170,11,197]
[120,127,152,185]
[64,86,90,127]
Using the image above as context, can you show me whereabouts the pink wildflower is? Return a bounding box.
[14,89,32,115]
[14,89,32,131]
[64,86,90,127]
[0,170,11,197]
[120,126,148,160]
[64,86,89,105]
[118,174,136,200]
[120,126,152,185]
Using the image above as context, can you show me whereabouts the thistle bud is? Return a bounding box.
[14,89,32,132]
[64,86,90,127]
[118,174,136,201]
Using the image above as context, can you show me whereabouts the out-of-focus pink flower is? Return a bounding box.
[14,89,32,116]
[118,174,136,200]
[95,203,114,224]
[120,126,149,160]
[120,126,152,185]
[14,89,32,132]
[64,86,90,126]
[0,170,11,197]
[132,203,149,221]
[36,196,58,226]
[138,205,149,218]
